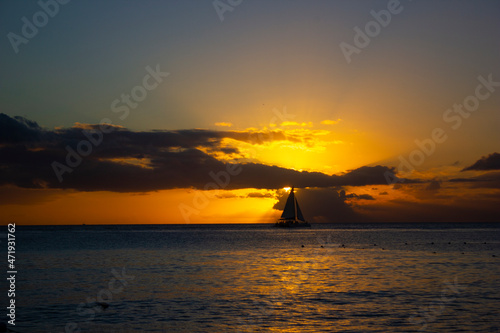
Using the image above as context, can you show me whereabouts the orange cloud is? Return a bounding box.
[280,121,313,127]
[215,122,233,127]
[321,119,341,125]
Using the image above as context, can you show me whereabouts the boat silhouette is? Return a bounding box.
[275,186,311,228]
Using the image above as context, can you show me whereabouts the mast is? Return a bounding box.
[293,186,297,221]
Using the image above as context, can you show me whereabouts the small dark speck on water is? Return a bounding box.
[96,302,109,309]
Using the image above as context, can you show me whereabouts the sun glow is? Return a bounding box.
[197,123,397,175]
[283,187,291,192]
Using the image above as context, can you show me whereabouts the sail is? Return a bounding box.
[295,200,305,221]
[280,190,296,219]
[280,188,306,221]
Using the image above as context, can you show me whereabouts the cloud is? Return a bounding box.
[450,171,500,189]
[356,194,375,200]
[338,165,398,186]
[462,152,500,171]
[340,189,375,200]
[0,113,43,143]
[280,121,313,127]
[425,179,441,191]
[215,122,233,127]
[246,192,275,198]
[215,192,238,199]
[0,114,400,193]
[321,119,341,125]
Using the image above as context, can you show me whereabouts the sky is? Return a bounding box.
[0,0,499,224]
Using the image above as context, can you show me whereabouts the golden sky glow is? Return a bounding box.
[1,1,499,224]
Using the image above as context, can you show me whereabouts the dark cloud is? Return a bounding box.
[219,147,239,154]
[462,152,500,171]
[450,171,500,189]
[338,165,397,186]
[1,114,400,193]
[0,114,43,143]
[246,192,275,198]
[340,190,375,200]
[356,194,375,200]
[425,180,441,191]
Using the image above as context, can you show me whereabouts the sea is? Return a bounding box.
[3,223,500,332]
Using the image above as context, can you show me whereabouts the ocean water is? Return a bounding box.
[3,223,500,332]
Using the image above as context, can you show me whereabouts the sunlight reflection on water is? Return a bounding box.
[12,224,500,332]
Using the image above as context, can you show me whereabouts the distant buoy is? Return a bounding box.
[96,302,109,310]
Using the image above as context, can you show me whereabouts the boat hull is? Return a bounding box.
[274,219,311,228]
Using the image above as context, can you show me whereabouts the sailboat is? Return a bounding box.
[275,186,311,227]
